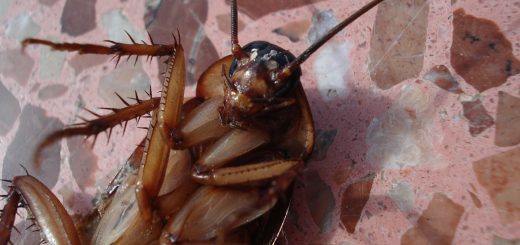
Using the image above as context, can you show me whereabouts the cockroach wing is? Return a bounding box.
[13,176,81,245]
[161,186,275,242]
[196,55,233,99]
[92,173,162,245]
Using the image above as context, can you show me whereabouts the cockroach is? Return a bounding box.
[1,0,384,244]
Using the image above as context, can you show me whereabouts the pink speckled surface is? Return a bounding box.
[1,0,520,244]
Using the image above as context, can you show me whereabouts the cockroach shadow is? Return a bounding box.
[283,85,396,242]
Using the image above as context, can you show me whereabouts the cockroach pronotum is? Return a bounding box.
[1,0,384,244]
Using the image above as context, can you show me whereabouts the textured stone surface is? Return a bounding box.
[98,61,151,107]
[5,13,41,41]
[495,92,520,147]
[38,0,59,6]
[423,65,462,94]
[473,147,520,224]
[389,181,415,213]
[340,174,375,233]
[226,0,325,20]
[101,9,143,42]
[38,84,68,100]
[308,9,337,44]
[314,42,351,101]
[0,80,21,136]
[216,13,245,35]
[368,0,429,89]
[493,236,520,245]
[401,193,464,245]
[461,99,494,137]
[2,105,64,190]
[39,42,66,80]
[66,137,98,191]
[467,191,482,208]
[68,54,109,75]
[273,19,310,42]
[61,0,97,36]
[312,129,337,161]
[451,9,520,92]
[0,49,35,86]
[305,170,336,233]
[145,0,218,85]
[0,0,12,20]
[366,84,442,169]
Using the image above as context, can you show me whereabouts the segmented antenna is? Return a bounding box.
[230,0,247,59]
[278,0,385,80]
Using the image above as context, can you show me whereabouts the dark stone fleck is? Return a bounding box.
[495,92,520,146]
[38,0,58,6]
[61,0,97,36]
[463,32,480,43]
[2,105,64,190]
[0,49,35,86]
[38,84,68,100]
[340,173,375,233]
[311,129,337,161]
[68,54,108,75]
[145,0,218,85]
[401,193,464,245]
[67,137,98,191]
[505,59,512,76]
[273,19,311,42]
[461,99,494,137]
[368,0,429,89]
[423,65,463,94]
[305,170,335,233]
[451,9,520,92]
[488,42,497,51]
[0,80,21,136]
[225,0,325,20]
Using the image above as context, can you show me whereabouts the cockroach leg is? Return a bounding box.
[157,44,186,149]
[192,159,301,186]
[0,176,81,245]
[33,97,160,167]
[0,190,20,245]
[196,127,271,171]
[136,42,185,220]
[176,96,230,149]
[22,33,177,65]
[215,166,301,244]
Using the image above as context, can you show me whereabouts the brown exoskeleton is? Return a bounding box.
[0,0,384,244]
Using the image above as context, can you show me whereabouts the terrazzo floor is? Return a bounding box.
[0,0,519,244]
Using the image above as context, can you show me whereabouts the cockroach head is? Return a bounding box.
[218,41,301,128]
[219,0,385,128]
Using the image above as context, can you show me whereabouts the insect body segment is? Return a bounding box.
[1,0,386,244]
[220,41,301,128]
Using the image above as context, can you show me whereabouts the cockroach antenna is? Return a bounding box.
[277,0,385,80]
[230,0,247,59]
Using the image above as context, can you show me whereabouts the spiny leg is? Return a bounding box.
[135,41,186,220]
[22,31,179,65]
[215,165,301,244]
[0,190,20,245]
[0,176,81,245]
[192,159,301,186]
[33,95,160,167]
